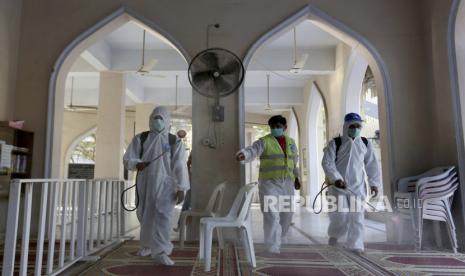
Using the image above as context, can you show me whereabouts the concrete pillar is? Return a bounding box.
[94,71,126,179]
[135,103,155,134]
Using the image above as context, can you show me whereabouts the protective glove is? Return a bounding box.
[236,152,246,161]
[294,178,301,190]
[334,179,347,189]
[176,190,185,204]
[136,162,149,171]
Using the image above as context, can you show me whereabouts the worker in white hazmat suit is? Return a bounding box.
[321,113,381,254]
[123,106,190,265]
[236,115,301,254]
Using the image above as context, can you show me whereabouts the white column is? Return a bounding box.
[94,71,126,179]
[135,103,155,134]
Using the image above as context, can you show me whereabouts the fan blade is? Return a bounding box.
[192,71,214,92]
[141,59,158,72]
[214,77,233,93]
[294,53,308,69]
[199,52,219,69]
[193,71,213,84]
[220,59,240,75]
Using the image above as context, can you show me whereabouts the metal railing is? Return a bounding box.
[2,178,128,276]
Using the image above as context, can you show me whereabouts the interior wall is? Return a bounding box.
[0,0,22,121]
[423,0,458,167]
[419,0,463,248]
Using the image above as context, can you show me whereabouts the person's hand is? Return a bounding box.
[176,191,185,204]
[294,178,301,190]
[136,162,148,171]
[334,179,346,189]
[236,152,245,161]
[370,186,379,198]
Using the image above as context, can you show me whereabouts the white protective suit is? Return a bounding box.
[321,120,381,250]
[238,138,299,251]
[123,106,190,256]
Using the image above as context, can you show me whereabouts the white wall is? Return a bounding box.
[0,0,22,120]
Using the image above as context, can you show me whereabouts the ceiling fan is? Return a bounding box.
[133,29,165,78]
[171,74,191,117]
[65,76,97,112]
[264,74,292,113]
[289,27,309,74]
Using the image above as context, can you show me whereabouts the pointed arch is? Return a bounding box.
[45,6,191,177]
[63,126,97,178]
[239,4,395,196]
[448,0,465,226]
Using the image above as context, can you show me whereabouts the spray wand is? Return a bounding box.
[312,182,381,214]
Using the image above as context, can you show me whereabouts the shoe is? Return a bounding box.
[137,247,151,257]
[350,249,364,256]
[281,235,289,244]
[328,237,338,246]
[154,253,175,266]
[266,246,280,254]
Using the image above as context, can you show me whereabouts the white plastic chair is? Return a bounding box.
[179,182,227,249]
[394,167,458,252]
[199,182,258,272]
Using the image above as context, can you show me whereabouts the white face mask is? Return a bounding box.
[152,118,165,132]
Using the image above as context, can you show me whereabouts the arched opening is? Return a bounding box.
[46,7,191,178]
[451,0,465,166]
[457,0,465,133]
[45,7,192,242]
[63,127,96,179]
[306,83,328,206]
[448,0,465,247]
[240,4,393,243]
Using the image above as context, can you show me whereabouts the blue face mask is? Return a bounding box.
[152,118,165,132]
[271,128,284,137]
[348,128,361,138]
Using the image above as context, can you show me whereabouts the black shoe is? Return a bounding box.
[328,237,338,246]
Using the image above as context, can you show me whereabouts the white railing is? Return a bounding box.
[2,178,128,276]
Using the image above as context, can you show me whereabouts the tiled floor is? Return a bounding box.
[127,203,387,246]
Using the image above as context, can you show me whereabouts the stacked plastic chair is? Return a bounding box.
[394,166,458,253]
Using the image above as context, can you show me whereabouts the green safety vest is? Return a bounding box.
[259,134,296,180]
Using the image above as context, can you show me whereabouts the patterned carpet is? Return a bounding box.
[77,240,465,276]
[360,243,465,275]
[239,244,382,276]
[79,240,239,276]
[5,239,465,275]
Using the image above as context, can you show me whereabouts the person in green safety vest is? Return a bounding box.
[236,115,301,254]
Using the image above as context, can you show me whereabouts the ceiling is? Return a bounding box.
[263,20,339,50]
[67,19,344,115]
[104,21,174,50]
